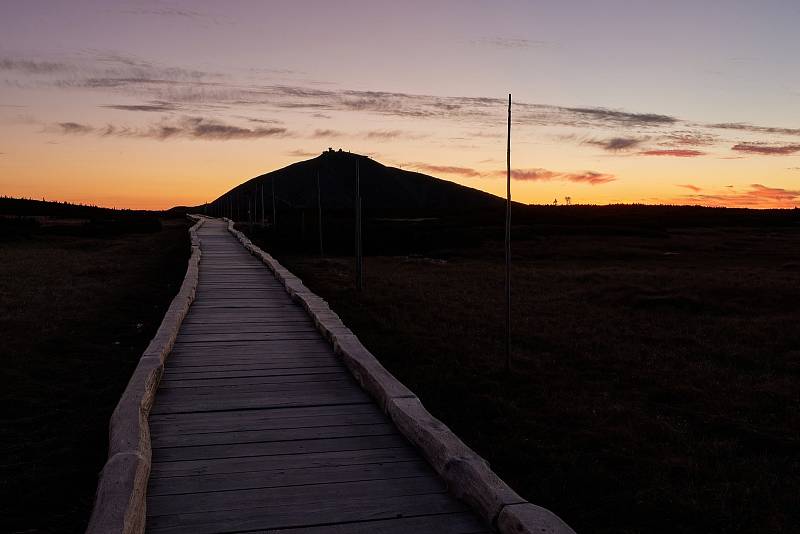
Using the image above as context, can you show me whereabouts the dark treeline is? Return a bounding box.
[0,197,169,238]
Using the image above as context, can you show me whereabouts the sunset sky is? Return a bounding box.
[1,0,799,209]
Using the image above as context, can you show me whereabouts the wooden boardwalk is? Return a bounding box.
[146,219,489,533]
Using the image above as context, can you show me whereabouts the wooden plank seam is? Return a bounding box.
[223,217,576,534]
[85,215,207,534]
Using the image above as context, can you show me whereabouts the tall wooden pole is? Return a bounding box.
[505,93,512,373]
[355,159,363,290]
[271,179,277,232]
[317,169,324,257]
[260,183,265,225]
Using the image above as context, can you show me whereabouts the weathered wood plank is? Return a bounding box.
[149,446,418,478]
[162,360,340,375]
[148,475,447,516]
[149,403,384,435]
[146,491,466,533]
[159,373,345,389]
[178,323,316,334]
[153,422,396,448]
[148,459,432,496]
[165,355,335,367]
[150,390,371,415]
[172,339,330,348]
[175,332,323,342]
[262,512,491,534]
[159,366,345,381]
[151,434,409,463]
[155,379,363,399]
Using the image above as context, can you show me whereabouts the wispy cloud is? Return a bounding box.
[561,106,677,127]
[731,142,800,155]
[236,115,283,124]
[585,136,648,151]
[287,149,319,158]
[5,54,686,131]
[103,100,177,112]
[55,116,288,140]
[0,58,69,74]
[677,184,702,192]
[312,129,343,138]
[473,37,551,49]
[678,184,800,208]
[10,52,800,164]
[492,168,615,185]
[177,117,286,140]
[117,7,206,18]
[710,122,800,137]
[364,130,425,141]
[365,129,414,140]
[660,131,718,146]
[58,122,93,134]
[640,149,706,157]
[561,171,616,185]
[402,162,482,178]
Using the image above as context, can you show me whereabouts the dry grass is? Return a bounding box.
[0,218,189,533]
[267,226,800,534]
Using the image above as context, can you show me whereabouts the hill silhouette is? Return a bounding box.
[204,150,506,218]
[189,151,799,255]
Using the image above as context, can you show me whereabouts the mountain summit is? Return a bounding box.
[209,150,504,216]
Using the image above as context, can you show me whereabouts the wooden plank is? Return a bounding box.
[147,475,447,516]
[152,422,396,448]
[181,316,312,325]
[175,332,323,343]
[146,490,466,534]
[150,388,370,415]
[180,316,313,324]
[159,375,344,390]
[166,353,334,363]
[155,379,361,399]
[178,324,316,334]
[151,434,409,463]
[169,345,333,354]
[189,302,299,309]
[149,404,386,436]
[159,367,345,381]
[148,459,432,496]
[262,512,490,534]
[162,363,341,376]
[163,359,339,374]
[149,446,418,478]
[159,372,345,389]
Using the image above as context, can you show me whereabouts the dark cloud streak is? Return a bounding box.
[491,168,615,185]
[640,149,706,157]
[585,136,647,151]
[103,101,177,112]
[731,143,800,155]
[54,116,288,141]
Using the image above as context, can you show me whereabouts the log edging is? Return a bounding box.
[85,215,205,534]
[224,218,576,534]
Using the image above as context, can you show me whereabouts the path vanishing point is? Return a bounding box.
[144,218,490,533]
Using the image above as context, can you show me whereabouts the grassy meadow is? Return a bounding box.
[1,210,189,532]
[244,212,800,534]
